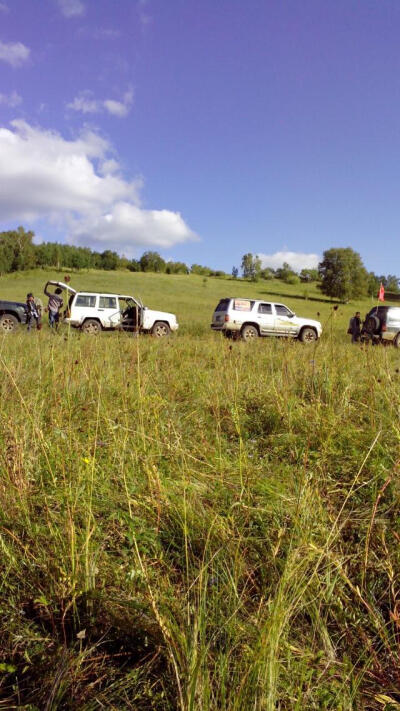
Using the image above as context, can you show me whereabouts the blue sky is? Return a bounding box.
[0,0,399,274]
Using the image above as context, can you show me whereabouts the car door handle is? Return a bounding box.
[98,309,104,311]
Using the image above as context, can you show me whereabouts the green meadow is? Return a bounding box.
[1,270,400,710]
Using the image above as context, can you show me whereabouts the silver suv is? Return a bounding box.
[362,305,400,346]
[211,297,322,342]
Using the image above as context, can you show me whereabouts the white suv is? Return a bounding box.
[211,297,322,342]
[45,281,179,336]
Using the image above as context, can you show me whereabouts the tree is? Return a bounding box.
[318,248,368,301]
[300,268,319,283]
[0,227,36,273]
[100,250,119,270]
[232,266,239,279]
[165,261,189,274]
[241,253,261,280]
[366,271,380,297]
[385,275,400,293]
[140,251,166,273]
[191,263,212,275]
[275,262,296,283]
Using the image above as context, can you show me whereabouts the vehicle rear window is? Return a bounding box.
[233,299,254,312]
[215,299,230,312]
[258,303,272,314]
[99,296,117,309]
[367,306,388,317]
[75,295,96,307]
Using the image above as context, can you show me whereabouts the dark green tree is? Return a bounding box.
[275,262,296,283]
[318,247,368,301]
[191,264,212,275]
[241,253,261,280]
[165,261,189,274]
[300,268,319,282]
[100,250,119,270]
[140,251,166,273]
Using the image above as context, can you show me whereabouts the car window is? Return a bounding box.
[233,299,254,312]
[258,303,272,314]
[75,295,96,308]
[275,305,292,317]
[215,299,230,312]
[99,296,117,309]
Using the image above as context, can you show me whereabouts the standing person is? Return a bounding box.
[348,311,361,343]
[44,284,63,329]
[26,292,43,331]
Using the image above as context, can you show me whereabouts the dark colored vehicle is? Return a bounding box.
[361,305,400,346]
[0,300,27,333]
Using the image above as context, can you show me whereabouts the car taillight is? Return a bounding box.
[224,314,230,322]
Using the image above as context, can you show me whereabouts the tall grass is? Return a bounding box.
[0,273,400,709]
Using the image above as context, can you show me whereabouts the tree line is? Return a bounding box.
[240,249,400,300]
[0,227,225,278]
[1,228,398,301]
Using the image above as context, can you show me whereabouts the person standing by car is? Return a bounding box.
[44,285,63,329]
[348,311,361,343]
[26,292,43,331]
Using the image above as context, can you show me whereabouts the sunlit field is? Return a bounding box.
[1,270,400,710]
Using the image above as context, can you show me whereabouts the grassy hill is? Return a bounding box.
[0,270,399,709]
[0,267,385,336]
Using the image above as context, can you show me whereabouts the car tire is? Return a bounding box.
[81,319,101,335]
[152,321,170,337]
[299,327,317,343]
[365,315,380,335]
[394,333,400,348]
[0,313,19,333]
[241,324,259,341]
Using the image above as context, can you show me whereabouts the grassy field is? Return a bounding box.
[1,270,400,710]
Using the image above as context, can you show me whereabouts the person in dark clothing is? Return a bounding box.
[44,285,63,329]
[26,292,42,331]
[348,311,361,343]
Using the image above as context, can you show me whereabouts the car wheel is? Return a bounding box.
[81,319,101,335]
[299,327,317,343]
[152,321,170,337]
[241,324,259,341]
[0,313,19,333]
[394,333,400,348]
[365,315,380,335]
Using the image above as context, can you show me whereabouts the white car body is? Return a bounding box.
[211,297,322,341]
[45,281,179,335]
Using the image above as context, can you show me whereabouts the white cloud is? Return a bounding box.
[67,93,100,114]
[67,89,134,118]
[0,40,30,67]
[258,251,320,272]
[74,203,196,250]
[0,90,22,107]
[0,120,197,254]
[57,0,85,18]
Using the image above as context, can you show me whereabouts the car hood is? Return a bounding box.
[145,308,177,322]
[293,316,322,331]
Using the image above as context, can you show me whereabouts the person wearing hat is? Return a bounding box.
[26,292,43,331]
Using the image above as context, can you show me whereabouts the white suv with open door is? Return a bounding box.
[211,297,322,342]
[45,281,179,336]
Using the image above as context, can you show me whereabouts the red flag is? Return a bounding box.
[378,283,385,302]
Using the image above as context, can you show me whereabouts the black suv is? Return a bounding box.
[361,305,400,346]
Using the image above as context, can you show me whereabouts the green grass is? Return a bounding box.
[1,270,400,709]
